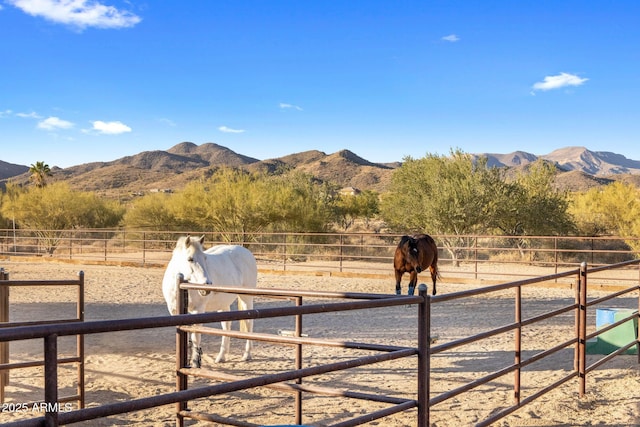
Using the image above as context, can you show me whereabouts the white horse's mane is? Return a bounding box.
[175,235,205,253]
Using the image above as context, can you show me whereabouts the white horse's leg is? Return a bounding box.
[238,295,254,361]
[241,318,253,361]
[216,318,231,363]
[189,296,205,368]
[190,329,203,368]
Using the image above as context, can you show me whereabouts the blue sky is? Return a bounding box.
[1,1,639,168]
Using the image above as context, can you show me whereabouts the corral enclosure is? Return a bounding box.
[0,256,638,426]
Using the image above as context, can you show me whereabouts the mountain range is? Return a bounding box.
[1,143,640,198]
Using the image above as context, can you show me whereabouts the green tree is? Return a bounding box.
[121,192,192,247]
[333,190,379,231]
[491,160,575,256]
[0,181,24,228]
[186,168,274,239]
[1,182,124,254]
[380,149,505,264]
[29,161,52,188]
[122,168,338,243]
[265,170,336,233]
[570,181,640,252]
[122,192,187,230]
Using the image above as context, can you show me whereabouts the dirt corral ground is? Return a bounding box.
[0,260,638,426]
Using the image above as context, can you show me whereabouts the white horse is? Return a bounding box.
[162,235,257,367]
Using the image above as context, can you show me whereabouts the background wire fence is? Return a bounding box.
[0,228,638,283]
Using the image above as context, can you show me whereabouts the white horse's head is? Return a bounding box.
[171,235,212,285]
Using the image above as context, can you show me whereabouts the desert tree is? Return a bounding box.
[380,149,506,265]
[180,168,274,241]
[333,190,379,231]
[570,181,640,253]
[121,192,193,246]
[266,169,336,233]
[29,161,52,188]
[490,160,575,257]
[1,182,124,254]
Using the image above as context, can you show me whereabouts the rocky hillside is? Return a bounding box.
[2,143,640,198]
[1,142,395,197]
[0,160,28,181]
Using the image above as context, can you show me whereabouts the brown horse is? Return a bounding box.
[394,234,439,296]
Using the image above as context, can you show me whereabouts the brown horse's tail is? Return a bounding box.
[432,264,441,281]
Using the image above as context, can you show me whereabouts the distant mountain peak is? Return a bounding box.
[331,149,385,167]
[477,147,640,176]
[479,151,538,168]
[542,146,640,175]
[167,141,199,154]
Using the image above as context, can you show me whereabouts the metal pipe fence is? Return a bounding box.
[0,271,85,409]
[0,261,637,426]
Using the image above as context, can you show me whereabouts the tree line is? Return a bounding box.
[2,150,640,256]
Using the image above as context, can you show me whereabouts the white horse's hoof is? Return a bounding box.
[215,354,227,363]
[241,352,252,361]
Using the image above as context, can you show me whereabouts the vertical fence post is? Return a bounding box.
[44,333,59,427]
[574,271,581,372]
[283,233,287,271]
[637,263,640,364]
[339,234,344,273]
[417,283,430,427]
[294,296,303,425]
[514,285,522,405]
[175,273,188,427]
[103,231,108,262]
[77,271,85,409]
[554,237,559,276]
[474,237,478,280]
[578,262,588,397]
[0,269,8,403]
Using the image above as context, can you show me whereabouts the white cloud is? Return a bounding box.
[441,34,460,42]
[279,102,303,111]
[532,72,588,92]
[91,120,132,134]
[218,126,245,134]
[0,110,13,118]
[6,0,141,30]
[16,111,42,119]
[37,116,74,130]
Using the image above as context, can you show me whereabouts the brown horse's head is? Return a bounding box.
[398,235,422,273]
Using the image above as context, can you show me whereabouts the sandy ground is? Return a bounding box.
[0,260,638,427]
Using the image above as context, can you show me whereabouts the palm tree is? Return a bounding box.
[29,161,52,188]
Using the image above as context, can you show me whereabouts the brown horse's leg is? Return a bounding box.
[430,265,437,295]
[394,270,403,295]
[408,271,418,295]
